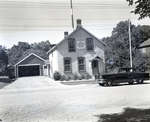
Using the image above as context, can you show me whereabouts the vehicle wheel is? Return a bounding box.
[107,81,112,86]
[99,83,104,86]
[128,80,134,85]
[138,80,144,84]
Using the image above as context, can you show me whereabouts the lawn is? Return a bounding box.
[0,76,11,89]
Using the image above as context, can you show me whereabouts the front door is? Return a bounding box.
[92,60,99,75]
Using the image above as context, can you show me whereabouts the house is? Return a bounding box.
[139,38,150,72]
[15,53,50,77]
[48,19,106,79]
[139,38,150,54]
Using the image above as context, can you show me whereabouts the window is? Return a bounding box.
[68,38,76,52]
[64,57,72,72]
[86,38,94,51]
[44,65,47,69]
[78,57,86,72]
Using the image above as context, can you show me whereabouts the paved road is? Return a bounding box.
[0,76,150,122]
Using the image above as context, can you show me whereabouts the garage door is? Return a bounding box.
[18,65,40,77]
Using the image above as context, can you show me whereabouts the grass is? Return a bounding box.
[97,108,150,122]
[0,77,13,89]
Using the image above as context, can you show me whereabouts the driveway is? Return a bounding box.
[0,76,150,122]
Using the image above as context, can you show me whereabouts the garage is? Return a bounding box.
[18,65,40,77]
[15,53,49,78]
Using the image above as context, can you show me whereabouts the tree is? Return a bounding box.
[31,40,53,52]
[103,21,148,73]
[126,0,150,19]
[8,42,31,65]
[8,40,54,65]
[0,46,8,75]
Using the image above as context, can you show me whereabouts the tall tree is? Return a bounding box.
[103,21,148,72]
[0,46,8,75]
[126,0,150,19]
[8,40,54,65]
[8,42,31,65]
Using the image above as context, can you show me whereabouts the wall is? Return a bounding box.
[49,50,59,78]
[54,27,105,77]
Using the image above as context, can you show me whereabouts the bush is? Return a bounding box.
[53,71,61,81]
[78,74,82,80]
[85,73,92,79]
[65,75,71,81]
[73,73,78,80]
[81,74,85,79]
[60,75,65,81]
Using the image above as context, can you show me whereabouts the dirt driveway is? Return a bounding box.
[0,76,150,122]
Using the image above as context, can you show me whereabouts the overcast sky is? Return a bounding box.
[0,0,149,48]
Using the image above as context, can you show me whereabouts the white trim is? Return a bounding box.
[15,53,46,66]
[18,64,40,66]
[43,64,48,76]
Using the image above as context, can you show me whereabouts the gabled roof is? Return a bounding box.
[15,53,46,66]
[138,38,150,49]
[47,26,106,54]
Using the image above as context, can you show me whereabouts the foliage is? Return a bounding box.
[64,75,71,81]
[126,0,150,19]
[103,21,150,73]
[53,71,61,81]
[8,40,54,65]
[73,73,79,80]
[60,75,66,81]
[0,46,8,75]
[8,42,31,65]
[84,73,92,79]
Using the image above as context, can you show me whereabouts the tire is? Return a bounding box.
[128,80,134,85]
[99,83,104,86]
[107,81,112,86]
[138,79,144,84]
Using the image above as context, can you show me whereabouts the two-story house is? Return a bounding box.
[48,19,106,78]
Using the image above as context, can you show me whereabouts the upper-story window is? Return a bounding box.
[68,38,76,52]
[86,38,94,51]
[64,57,72,72]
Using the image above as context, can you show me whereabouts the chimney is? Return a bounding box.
[64,31,68,38]
[77,19,82,27]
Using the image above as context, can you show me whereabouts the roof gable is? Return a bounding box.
[15,53,46,66]
[139,38,150,49]
[47,26,106,54]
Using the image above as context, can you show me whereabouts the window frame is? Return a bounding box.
[78,57,86,72]
[64,57,72,72]
[86,38,94,51]
[68,38,76,52]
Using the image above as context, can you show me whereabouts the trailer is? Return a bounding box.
[97,68,149,86]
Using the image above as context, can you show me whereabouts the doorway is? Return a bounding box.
[92,60,99,76]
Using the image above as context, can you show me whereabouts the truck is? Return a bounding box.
[96,68,149,86]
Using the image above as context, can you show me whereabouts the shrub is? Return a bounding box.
[53,71,61,81]
[60,75,65,81]
[85,73,92,79]
[81,74,85,79]
[78,74,82,80]
[73,73,78,80]
[65,75,71,81]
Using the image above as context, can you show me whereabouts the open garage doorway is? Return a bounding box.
[18,65,40,77]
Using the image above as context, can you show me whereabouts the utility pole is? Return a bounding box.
[70,0,74,29]
[128,19,133,70]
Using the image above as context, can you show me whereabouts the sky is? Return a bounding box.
[0,0,149,48]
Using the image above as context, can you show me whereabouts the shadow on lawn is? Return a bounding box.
[96,108,150,122]
[0,78,14,89]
